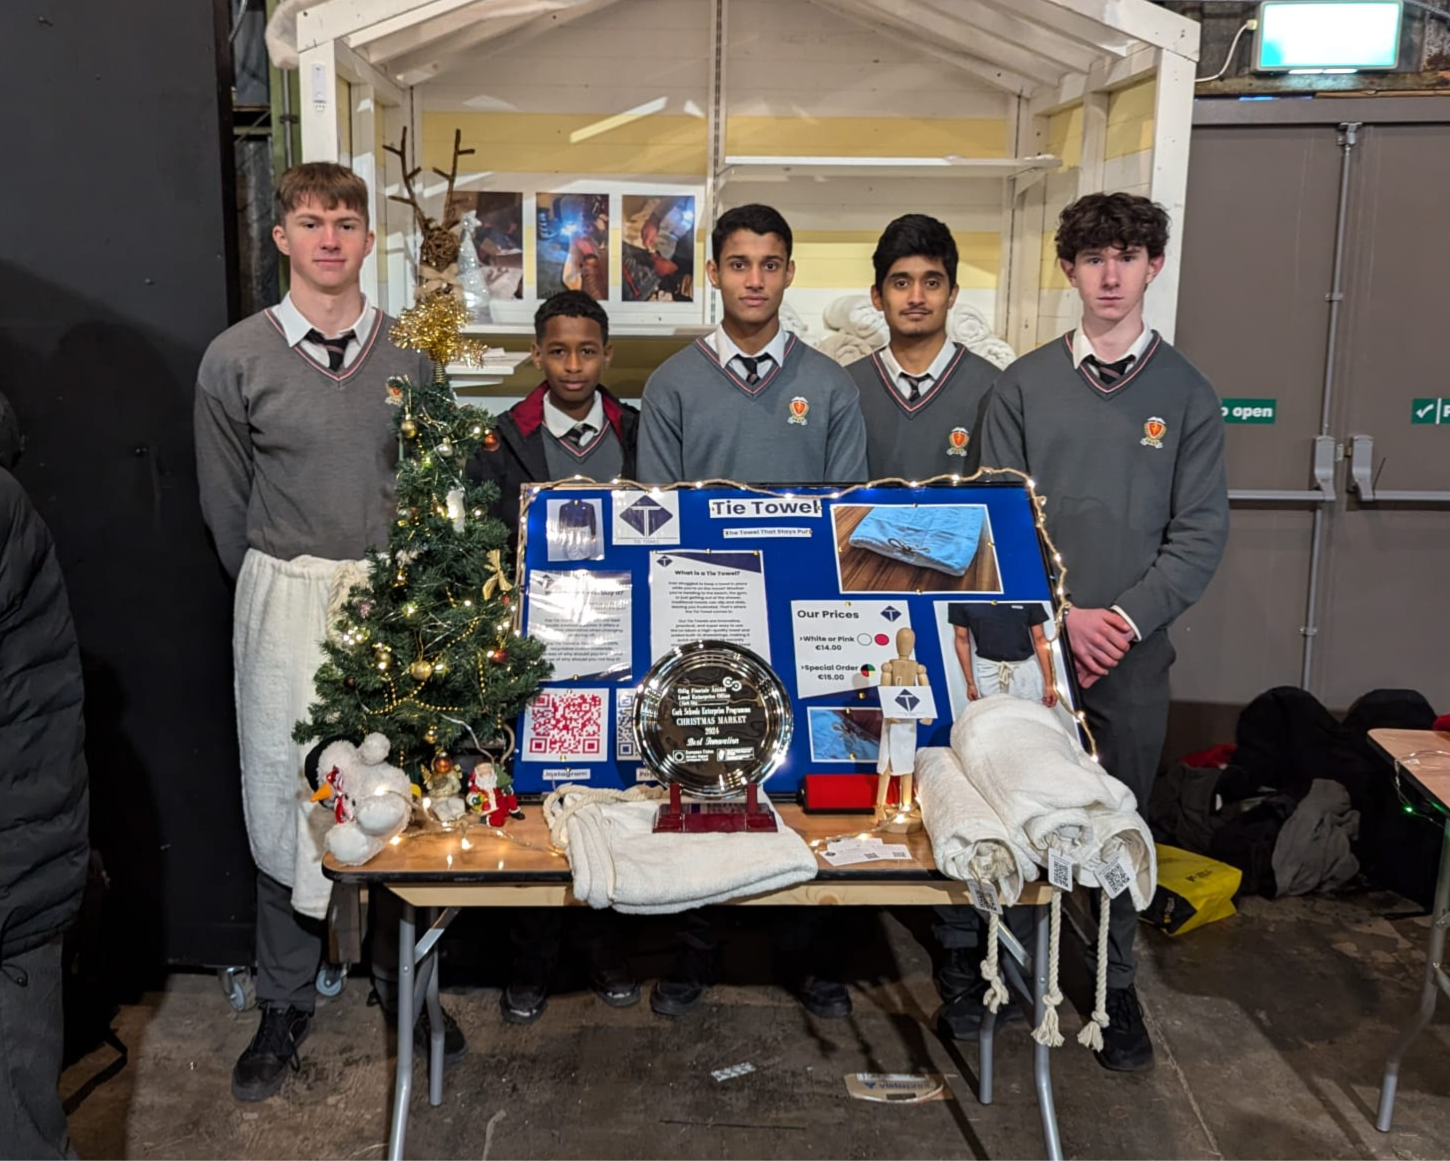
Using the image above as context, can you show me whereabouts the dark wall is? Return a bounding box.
[0,2,253,982]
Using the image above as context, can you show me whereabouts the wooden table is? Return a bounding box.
[326,802,1061,1160]
[1370,728,1450,1132]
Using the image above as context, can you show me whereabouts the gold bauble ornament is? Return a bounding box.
[400,418,419,440]
[437,441,453,458]
[409,659,435,681]
[424,724,439,744]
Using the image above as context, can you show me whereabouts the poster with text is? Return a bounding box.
[648,550,770,665]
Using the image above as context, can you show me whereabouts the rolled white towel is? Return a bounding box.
[915,747,1038,905]
[950,695,1134,867]
[1082,808,1158,910]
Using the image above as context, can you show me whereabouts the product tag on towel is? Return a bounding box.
[967,879,1002,915]
[1097,853,1133,899]
[1048,849,1074,892]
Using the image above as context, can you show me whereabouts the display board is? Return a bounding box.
[512,481,1078,795]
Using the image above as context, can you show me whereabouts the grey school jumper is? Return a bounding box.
[847,342,998,480]
[542,424,625,484]
[637,335,869,485]
[969,331,1228,641]
[194,308,433,577]
[969,330,1228,991]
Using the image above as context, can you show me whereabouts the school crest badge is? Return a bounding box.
[947,427,969,456]
[1141,417,1167,449]
[385,377,405,407]
[788,396,809,426]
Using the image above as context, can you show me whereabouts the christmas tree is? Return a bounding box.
[294,294,550,803]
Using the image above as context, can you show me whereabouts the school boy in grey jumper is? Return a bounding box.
[637,204,867,485]
[846,214,997,479]
[969,192,1228,1072]
[640,204,865,1021]
[195,163,464,1101]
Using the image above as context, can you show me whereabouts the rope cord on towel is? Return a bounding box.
[1032,889,1066,1048]
[980,910,1010,1013]
[542,783,667,852]
[1078,888,1112,1051]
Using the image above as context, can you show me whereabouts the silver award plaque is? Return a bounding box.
[633,640,794,799]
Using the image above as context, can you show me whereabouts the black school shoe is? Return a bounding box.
[935,977,1027,1042]
[232,1005,311,1102]
[795,974,852,1019]
[368,988,468,1066]
[1095,984,1156,1073]
[589,948,642,1009]
[650,944,719,1017]
[500,956,552,1024]
[934,946,982,1002]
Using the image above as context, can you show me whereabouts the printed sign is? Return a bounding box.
[1220,398,1277,424]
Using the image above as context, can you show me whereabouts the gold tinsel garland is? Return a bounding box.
[389,291,488,367]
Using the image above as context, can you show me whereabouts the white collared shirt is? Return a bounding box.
[273,292,376,370]
[1070,323,1153,370]
[543,391,605,447]
[877,338,957,401]
[706,322,790,381]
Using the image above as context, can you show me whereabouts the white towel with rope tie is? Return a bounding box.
[542,785,818,913]
[915,746,1037,905]
[948,695,1135,867]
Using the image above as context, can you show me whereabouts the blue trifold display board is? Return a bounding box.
[512,482,1067,794]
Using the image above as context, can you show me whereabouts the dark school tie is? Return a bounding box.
[564,421,596,450]
[1085,353,1135,385]
[735,354,773,385]
[900,372,932,403]
[304,327,356,372]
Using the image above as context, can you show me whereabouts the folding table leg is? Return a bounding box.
[1033,905,1063,1161]
[978,999,996,1104]
[387,899,415,1161]
[425,939,444,1106]
[1377,820,1450,1132]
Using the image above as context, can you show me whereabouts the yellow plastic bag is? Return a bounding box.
[1142,844,1242,936]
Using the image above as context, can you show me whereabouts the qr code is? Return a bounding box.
[527,690,605,757]
[616,691,638,761]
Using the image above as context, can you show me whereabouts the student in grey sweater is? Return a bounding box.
[195,163,461,1102]
[641,205,862,1024]
[969,192,1229,1073]
[846,214,998,479]
[637,204,867,486]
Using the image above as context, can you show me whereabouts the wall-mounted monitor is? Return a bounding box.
[1256,1,1402,71]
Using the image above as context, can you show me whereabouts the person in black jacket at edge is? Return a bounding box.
[466,291,643,1025]
[0,391,89,1160]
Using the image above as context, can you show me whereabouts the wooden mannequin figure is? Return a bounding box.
[876,626,932,833]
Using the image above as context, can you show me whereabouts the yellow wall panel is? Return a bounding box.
[424,113,708,175]
[1040,231,1072,290]
[1106,79,1155,159]
[1046,105,1083,171]
[726,116,1007,159]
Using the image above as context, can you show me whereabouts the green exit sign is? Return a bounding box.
[1221,398,1277,424]
[1411,398,1450,425]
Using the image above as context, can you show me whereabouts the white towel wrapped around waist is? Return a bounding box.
[548,788,818,914]
[1082,809,1158,910]
[949,695,1135,867]
[915,747,1037,905]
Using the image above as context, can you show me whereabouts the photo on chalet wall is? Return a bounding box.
[621,194,695,303]
[536,191,610,301]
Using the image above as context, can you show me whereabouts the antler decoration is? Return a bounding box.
[435,128,476,230]
[384,127,470,282]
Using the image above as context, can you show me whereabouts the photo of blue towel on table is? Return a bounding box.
[808,707,882,762]
[847,505,986,577]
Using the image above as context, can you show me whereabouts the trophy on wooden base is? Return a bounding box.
[633,640,793,833]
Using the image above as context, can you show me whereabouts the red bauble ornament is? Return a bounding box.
[494,649,509,663]
[482,430,500,452]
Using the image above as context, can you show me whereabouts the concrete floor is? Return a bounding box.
[59,893,1450,1160]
